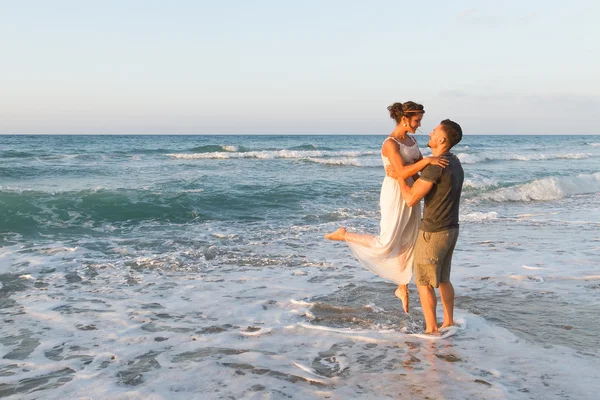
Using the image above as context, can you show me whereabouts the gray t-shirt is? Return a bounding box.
[419,152,464,232]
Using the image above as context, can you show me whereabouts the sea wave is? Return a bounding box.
[460,211,499,222]
[289,144,333,151]
[0,185,324,235]
[1,150,37,158]
[463,176,499,189]
[189,145,247,153]
[116,148,174,155]
[186,144,333,154]
[457,151,593,164]
[165,149,378,160]
[304,158,381,167]
[2,152,146,161]
[475,172,600,202]
[0,189,203,235]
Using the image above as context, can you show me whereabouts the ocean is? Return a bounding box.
[1,134,599,399]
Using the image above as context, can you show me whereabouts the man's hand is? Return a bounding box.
[386,165,401,180]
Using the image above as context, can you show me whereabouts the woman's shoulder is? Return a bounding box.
[382,136,400,150]
[381,137,400,158]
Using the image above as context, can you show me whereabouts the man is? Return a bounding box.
[387,119,464,334]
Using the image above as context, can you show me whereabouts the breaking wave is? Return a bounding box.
[475,173,600,202]
[457,152,593,164]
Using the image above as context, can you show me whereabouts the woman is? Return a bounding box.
[325,101,447,313]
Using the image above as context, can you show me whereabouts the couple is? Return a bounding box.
[325,101,464,334]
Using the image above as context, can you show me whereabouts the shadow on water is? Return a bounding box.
[308,282,424,332]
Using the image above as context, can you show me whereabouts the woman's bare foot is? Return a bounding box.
[439,322,455,330]
[395,284,409,313]
[324,227,347,241]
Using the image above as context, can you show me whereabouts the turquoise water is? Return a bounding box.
[1,134,600,399]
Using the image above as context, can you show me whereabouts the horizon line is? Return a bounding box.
[1,133,599,136]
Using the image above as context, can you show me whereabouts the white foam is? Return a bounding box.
[212,233,237,239]
[461,211,499,222]
[293,361,330,379]
[40,246,79,255]
[511,152,591,161]
[463,176,499,189]
[456,153,490,164]
[557,275,600,281]
[509,274,545,283]
[297,323,396,344]
[408,320,464,340]
[165,149,378,160]
[304,157,380,167]
[239,327,273,336]
[522,265,547,270]
[477,172,600,202]
[456,151,593,164]
[289,299,314,308]
[181,188,204,193]
[3,236,600,400]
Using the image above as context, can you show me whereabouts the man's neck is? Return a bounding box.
[432,146,451,156]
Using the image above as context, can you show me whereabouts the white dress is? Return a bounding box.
[347,136,422,284]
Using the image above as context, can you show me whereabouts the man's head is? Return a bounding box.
[428,119,462,151]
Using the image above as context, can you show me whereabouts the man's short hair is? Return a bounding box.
[440,119,462,148]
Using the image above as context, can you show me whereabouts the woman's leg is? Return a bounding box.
[395,284,409,313]
[324,227,347,241]
[325,228,376,246]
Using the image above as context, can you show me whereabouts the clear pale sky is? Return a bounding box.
[1,0,598,134]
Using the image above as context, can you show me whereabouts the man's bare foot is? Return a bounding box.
[324,227,347,241]
[395,285,409,313]
[424,330,440,335]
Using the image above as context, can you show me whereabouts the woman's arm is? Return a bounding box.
[382,140,446,180]
[412,152,424,182]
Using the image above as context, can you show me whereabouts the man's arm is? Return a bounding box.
[398,178,434,207]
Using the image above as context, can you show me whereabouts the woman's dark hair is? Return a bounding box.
[387,101,425,124]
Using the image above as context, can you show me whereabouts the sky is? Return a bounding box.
[0,0,598,134]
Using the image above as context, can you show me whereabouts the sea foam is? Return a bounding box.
[165,150,378,160]
[304,158,381,167]
[476,172,600,202]
[457,151,593,164]
[461,211,499,222]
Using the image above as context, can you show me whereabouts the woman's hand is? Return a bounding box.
[428,156,449,168]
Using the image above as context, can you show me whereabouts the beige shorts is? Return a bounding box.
[414,228,459,288]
